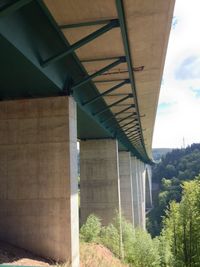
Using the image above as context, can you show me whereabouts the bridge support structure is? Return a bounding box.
[0,96,79,266]
[80,139,121,225]
[119,151,134,225]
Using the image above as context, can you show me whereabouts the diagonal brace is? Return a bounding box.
[42,19,119,67]
[100,105,135,124]
[83,79,129,106]
[121,119,138,128]
[106,112,136,129]
[93,94,132,116]
[71,57,125,91]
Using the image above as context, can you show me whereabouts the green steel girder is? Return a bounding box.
[100,105,135,123]
[59,19,113,29]
[116,0,151,163]
[124,124,139,133]
[83,79,130,106]
[126,128,140,136]
[0,0,32,18]
[0,0,152,164]
[121,119,138,128]
[71,57,126,92]
[106,112,136,129]
[129,131,141,138]
[81,56,121,63]
[93,94,132,116]
[42,19,119,67]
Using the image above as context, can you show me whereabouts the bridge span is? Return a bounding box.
[0,0,174,266]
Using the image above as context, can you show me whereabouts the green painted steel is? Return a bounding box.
[59,19,112,29]
[0,0,152,163]
[100,105,135,123]
[72,57,125,92]
[116,0,150,162]
[93,94,132,116]
[0,0,32,18]
[121,119,138,128]
[42,19,119,67]
[83,79,130,106]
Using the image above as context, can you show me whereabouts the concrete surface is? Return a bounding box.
[0,96,79,266]
[119,151,134,225]
[131,157,141,227]
[80,139,121,225]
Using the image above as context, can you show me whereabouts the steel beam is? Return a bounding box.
[100,105,135,123]
[93,94,132,116]
[121,119,137,128]
[83,79,129,106]
[59,19,112,29]
[107,113,136,129]
[126,128,140,136]
[81,56,121,63]
[124,124,139,133]
[94,78,126,83]
[116,0,149,162]
[42,19,119,67]
[0,0,32,18]
[71,57,125,91]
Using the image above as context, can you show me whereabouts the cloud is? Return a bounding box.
[175,56,200,80]
[153,0,200,148]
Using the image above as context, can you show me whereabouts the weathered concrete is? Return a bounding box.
[80,139,121,225]
[0,97,79,266]
[131,157,141,227]
[119,151,134,225]
[137,160,146,230]
[145,165,153,210]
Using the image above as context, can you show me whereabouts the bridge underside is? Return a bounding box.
[0,0,174,266]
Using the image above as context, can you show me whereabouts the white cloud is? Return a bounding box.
[153,0,200,148]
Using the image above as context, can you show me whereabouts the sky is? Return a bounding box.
[152,0,200,148]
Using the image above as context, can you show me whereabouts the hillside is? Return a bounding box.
[148,143,200,236]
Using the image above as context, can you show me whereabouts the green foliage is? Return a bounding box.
[80,214,101,242]
[80,213,173,267]
[162,177,200,266]
[153,144,200,183]
[148,143,200,236]
[127,229,161,267]
[101,223,121,257]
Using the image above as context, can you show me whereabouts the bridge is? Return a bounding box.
[0,0,175,266]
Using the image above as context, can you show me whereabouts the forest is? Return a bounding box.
[148,143,200,235]
[80,144,200,266]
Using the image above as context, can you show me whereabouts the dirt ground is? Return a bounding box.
[0,241,53,266]
[0,241,128,267]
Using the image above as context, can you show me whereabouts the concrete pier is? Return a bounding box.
[119,151,134,225]
[131,157,141,227]
[0,97,79,266]
[80,139,121,225]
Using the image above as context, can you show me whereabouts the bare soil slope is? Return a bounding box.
[0,241,128,267]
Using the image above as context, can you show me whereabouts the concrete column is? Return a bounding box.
[80,139,121,225]
[119,151,134,225]
[137,160,146,230]
[0,97,79,266]
[131,157,141,227]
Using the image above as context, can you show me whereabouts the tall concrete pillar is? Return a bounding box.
[119,151,134,225]
[137,160,146,230]
[131,157,141,227]
[0,97,79,266]
[80,139,121,225]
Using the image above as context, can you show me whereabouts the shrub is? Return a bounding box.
[100,223,121,257]
[80,214,101,242]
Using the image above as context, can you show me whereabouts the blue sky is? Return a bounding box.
[152,0,200,148]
